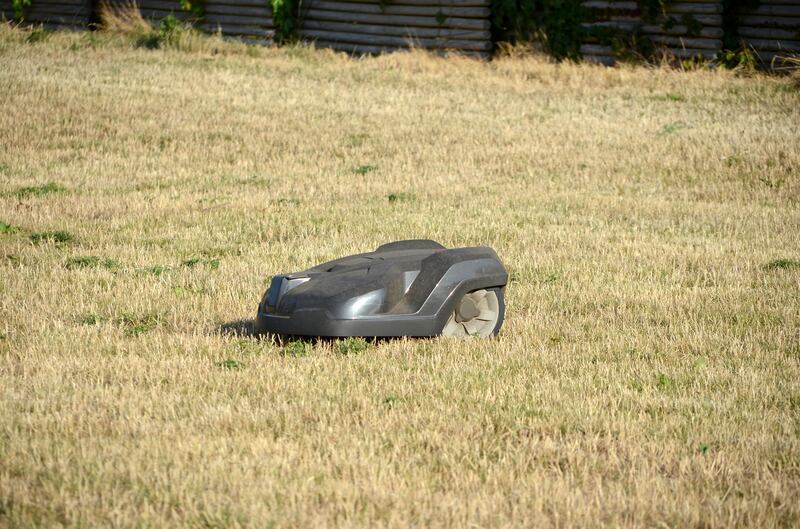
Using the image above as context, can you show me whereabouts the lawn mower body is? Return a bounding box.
[255,240,507,338]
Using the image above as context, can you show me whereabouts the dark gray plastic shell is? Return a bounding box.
[254,240,507,338]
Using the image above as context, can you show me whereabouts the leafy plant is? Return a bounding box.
[716,48,757,70]
[136,15,184,49]
[0,222,18,235]
[383,394,402,407]
[336,337,370,355]
[12,0,31,19]
[271,0,297,43]
[282,340,313,357]
[180,0,204,17]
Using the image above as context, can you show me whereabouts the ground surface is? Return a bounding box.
[1,24,799,529]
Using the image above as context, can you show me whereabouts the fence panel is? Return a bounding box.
[0,0,91,28]
[736,1,800,66]
[297,0,492,57]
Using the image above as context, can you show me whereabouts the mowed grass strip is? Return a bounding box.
[0,23,799,529]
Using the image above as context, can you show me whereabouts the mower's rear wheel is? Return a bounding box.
[441,288,505,338]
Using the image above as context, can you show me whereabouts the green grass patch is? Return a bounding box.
[183,257,220,269]
[15,182,65,198]
[30,231,73,245]
[0,222,18,235]
[383,394,402,407]
[766,259,800,270]
[64,256,121,271]
[336,337,371,355]
[282,340,313,357]
[354,164,378,175]
[80,313,104,325]
[661,122,688,134]
[387,192,414,203]
[117,313,161,336]
[144,265,171,276]
[216,359,244,370]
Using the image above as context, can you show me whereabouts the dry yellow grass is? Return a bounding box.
[1,22,799,528]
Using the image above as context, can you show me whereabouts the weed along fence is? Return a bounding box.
[581,0,725,65]
[0,0,91,28]
[103,0,276,44]
[579,0,799,67]
[297,0,492,58]
[1,0,798,66]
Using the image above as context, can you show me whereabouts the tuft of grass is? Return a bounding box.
[80,313,104,325]
[144,265,171,276]
[387,192,414,203]
[383,394,402,407]
[336,337,371,355]
[15,182,64,198]
[657,373,672,389]
[117,313,161,336]
[766,259,800,270]
[656,93,684,102]
[273,198,301,206]
[661,121,688,134]
[63,257,119,271]
[216,359,244,370]
[354,164,378,175]
[29,231,73,245]
[26,27,50,44]
[64,256,100,269]
[0,222,18,235]
[183,257,220,269]
[282,340,313,357]
[64,256,119,271]
[347,133,368,147]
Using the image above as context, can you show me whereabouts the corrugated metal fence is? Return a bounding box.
[736,0,800,65]
[297,0,492,58]
[1,0,798,64]
[582,0,724,64]
[102,0,276,43]
[0,0,91,28]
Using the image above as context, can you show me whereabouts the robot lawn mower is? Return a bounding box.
[255,240,508,338]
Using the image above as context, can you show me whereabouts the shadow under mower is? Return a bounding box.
[255,240,508,338]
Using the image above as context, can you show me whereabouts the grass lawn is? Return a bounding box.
[1,23,799,528]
